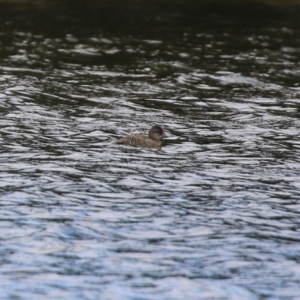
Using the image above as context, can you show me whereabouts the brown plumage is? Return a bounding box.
[115,125,165,150]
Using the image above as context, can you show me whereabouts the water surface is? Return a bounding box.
[0,2,300,299]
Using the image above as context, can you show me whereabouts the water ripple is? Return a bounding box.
[1,3,300,299]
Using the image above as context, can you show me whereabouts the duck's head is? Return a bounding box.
[148,125,165,141]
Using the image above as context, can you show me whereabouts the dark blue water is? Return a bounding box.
[0,2,300,299]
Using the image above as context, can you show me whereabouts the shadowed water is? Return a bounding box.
[0,2,300,299]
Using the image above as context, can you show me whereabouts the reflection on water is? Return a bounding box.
[1,2,300,299]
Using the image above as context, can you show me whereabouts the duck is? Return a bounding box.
[115,125,165,150]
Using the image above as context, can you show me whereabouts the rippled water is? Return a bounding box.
[1,2,300,299]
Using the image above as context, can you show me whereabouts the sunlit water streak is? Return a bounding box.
[0,3,300,299]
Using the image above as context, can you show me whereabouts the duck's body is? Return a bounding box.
[115,125,165,150]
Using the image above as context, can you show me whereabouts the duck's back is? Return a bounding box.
[115,133,161,150]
